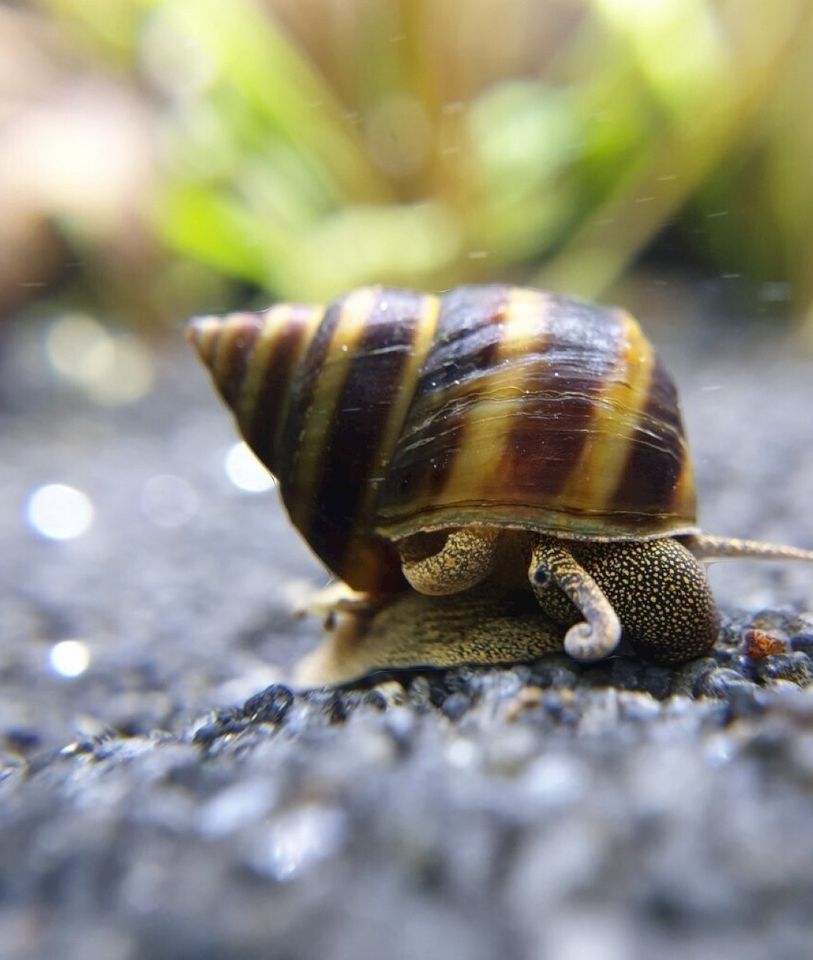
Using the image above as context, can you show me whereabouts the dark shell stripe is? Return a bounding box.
[610,353,692,519]
[275,293,353,517]
[379,287,619,521]
[238,304,323,472]
[213,314,261,410]
[379,285,510,506]
[558,308,654,512]
[377,289,696,540]
[426,287,559,505]
[186,305,323,481]
[496,295,625,501]
[303,289,439,590]
[414,285,510,395]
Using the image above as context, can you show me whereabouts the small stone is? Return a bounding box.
[361,689,389,711]
[639,664,673,700]
[671,657,717,697]
[324,691,354,722]
[748,609,794,632]
[741,628,789,660]
[192,722,222,746]
[441,692,472,721]
[242,684,294,724]
[617,690,662,722]
[383,707,417,753]
[530,655,579,689]
[577,689,620,734]
[442,669,481,697]
[2,728,42,753]
[215,707,243,725]
[696,668,755,700]
[428,669,481,708]
[511,665,534,686]
[541,688,580,724]
[753,652,813,687]
[716,653,755,678]
[362,680,407,711]
[607,657,645,690]
[428,681,449,709]
[724,683,766,720]
[791,633,813,658]
[540,689,565,714]
[504,685,544,722]
[196,709,249,740]
[409,675,432,708]
[580,662,614,690]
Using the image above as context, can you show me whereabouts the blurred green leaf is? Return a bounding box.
[13,0,813,328]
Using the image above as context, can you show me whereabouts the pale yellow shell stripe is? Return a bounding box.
[191,311,264,418]
[214,312,257,392]
[234,303,324,466]
[558,308,654,513]
[188,315,223,371]
[287,288,380,534]
[439,287,553,503]
[340,293,442,574]
[235,305,313,426]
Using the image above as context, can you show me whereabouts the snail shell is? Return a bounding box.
[188,285,696,594]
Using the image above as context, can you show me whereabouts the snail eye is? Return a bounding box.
[532,566,552,587]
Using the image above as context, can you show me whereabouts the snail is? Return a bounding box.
[188,285,813,684]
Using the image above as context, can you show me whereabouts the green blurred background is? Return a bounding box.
[2,0,813,336]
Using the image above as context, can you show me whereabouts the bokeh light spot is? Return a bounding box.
[224,442,276,493]
[49,640,91,678]
[249,805,347,882]
[46,312,155,406]
[26,484,94,541]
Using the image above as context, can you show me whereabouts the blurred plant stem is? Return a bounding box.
[536,0,813,300]
[1,0,808,331]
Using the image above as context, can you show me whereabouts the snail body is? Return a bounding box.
[189,285,813,683]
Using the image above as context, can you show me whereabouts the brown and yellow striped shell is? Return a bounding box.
[188,285,697,594]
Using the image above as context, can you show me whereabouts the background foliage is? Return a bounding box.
[2,0,812,330]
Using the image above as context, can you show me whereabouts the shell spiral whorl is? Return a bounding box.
[188,285,697,593]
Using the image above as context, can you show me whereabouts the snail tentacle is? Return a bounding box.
[682,534,813,564]
[398,527,500,595]
[529,539,622,662]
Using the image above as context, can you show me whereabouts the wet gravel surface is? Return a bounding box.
[2,301,813,959]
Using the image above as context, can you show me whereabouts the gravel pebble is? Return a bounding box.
[790,632,813,657]
[3,316,813,960]
[440,692,473,720]
[753,651,813,686]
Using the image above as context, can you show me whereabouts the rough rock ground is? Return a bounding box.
[2,297,813,960]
